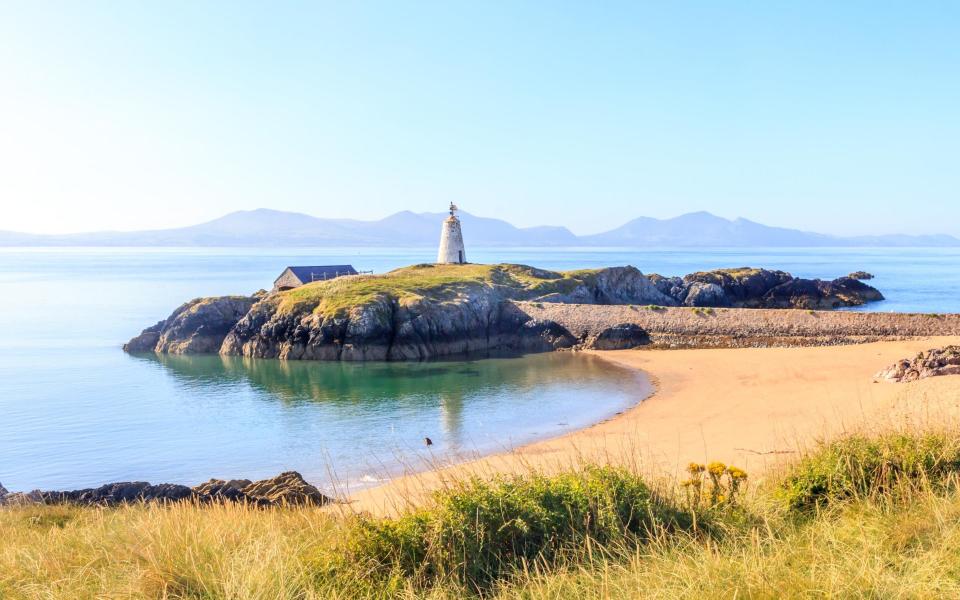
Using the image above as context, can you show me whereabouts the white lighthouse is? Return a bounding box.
[437,202,467,264]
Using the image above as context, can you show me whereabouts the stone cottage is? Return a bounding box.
[272,265,358,292]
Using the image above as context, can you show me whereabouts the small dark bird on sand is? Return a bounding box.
[424,437,433,446]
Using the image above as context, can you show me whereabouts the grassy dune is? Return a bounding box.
[4,429,960,598]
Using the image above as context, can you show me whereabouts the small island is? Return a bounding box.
[120,261,940,362]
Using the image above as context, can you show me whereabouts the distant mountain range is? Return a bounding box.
[1,209,958,247]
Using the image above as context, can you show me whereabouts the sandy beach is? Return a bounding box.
[347,336,960,516]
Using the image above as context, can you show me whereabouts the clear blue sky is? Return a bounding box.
[1,1,957,236]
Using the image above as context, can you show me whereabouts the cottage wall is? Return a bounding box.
[272,269,304,292]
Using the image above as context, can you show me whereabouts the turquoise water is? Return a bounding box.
[1,246,959,492]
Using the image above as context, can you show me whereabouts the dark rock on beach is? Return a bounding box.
[238,471,332,505]
[876,346,960,383]
[193,472,332,506]
[589,323,651,350]
[192,478,257,503]
[0,471,333,508]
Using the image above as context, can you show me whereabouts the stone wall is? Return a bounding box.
[272,269,303,292]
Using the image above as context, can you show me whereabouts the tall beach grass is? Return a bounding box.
[4,427,960,598]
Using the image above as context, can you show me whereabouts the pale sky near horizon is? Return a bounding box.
[1,2,958,236]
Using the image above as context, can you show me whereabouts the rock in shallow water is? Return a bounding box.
[123,295,257,355]
[663,268,885,309]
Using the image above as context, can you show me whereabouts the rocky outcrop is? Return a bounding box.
[192,471,332,506]
[129,266,671,361]
[2,482,192,506]
[0,471,333,507]
[759,277,884,310]
[682,282,727,307]
[540,266,677,306]
[124,296,257,354]
[649,268,884,309]
[192,478,256,503]
[875,346,960,383]
[849,271,874,280]
[220,287,550,361]
[236,471,332,505]
[217,267,675,361]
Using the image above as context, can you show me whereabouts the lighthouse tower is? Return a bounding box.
[437,203,467,264]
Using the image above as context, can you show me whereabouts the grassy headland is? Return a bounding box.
[4,428,960,598]
[277,263,601,317]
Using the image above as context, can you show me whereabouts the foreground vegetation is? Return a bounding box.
[4,429,960,598]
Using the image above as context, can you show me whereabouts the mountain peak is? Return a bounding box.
[672,211,728,222]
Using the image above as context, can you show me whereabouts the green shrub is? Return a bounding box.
[777,432,960,511]
[347,466,689,589]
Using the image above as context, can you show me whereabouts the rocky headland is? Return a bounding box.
[0,471,332,507]
[124,263,892,361]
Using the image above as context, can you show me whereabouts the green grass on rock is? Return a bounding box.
[276,263,603,317]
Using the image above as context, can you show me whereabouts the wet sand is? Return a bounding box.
[345,337,960,516]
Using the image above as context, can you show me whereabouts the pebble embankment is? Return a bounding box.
[518,302,960,349]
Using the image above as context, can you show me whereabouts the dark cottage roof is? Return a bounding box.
[281,265,358,284]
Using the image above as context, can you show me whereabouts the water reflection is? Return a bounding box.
[136,351,625,400]
[439,391,465,447]
[133,351,635,449]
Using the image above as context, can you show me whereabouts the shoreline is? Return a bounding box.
[0,352,651,501]
[6,337,960,511]
[344,335,960,516]
[335,355,655,497]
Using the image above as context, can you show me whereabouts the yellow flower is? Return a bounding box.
[686,462,705,474]
[707,462,727,476]
[726,466,748,480]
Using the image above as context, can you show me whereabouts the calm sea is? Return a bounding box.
[1,246,958,492]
